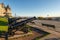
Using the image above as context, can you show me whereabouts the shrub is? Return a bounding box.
[47,17,52,20]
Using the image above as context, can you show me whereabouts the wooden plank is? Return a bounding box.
[8,32,32,39]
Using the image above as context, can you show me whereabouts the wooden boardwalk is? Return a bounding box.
[28,23,60,37]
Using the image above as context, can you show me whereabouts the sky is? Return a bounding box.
[0,0,60,17]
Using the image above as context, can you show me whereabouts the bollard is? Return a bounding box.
[5,32,8,40]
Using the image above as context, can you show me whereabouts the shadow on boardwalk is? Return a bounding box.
[30,27,50,40]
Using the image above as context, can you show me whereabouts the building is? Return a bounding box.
[0,3,12,17]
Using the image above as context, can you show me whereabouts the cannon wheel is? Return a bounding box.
[22,27,28,33]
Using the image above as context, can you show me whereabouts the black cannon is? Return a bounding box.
[8,17,36,35]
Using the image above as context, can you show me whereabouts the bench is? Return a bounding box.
[41,23,55,29]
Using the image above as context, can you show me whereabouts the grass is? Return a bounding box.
[0,17,8,32]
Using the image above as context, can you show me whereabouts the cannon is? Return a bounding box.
[8,17,36,35]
